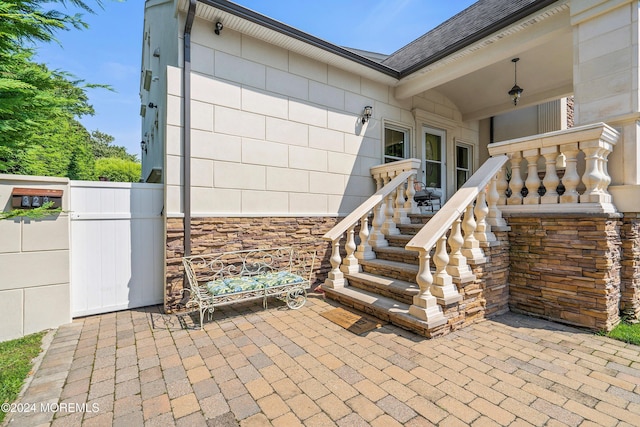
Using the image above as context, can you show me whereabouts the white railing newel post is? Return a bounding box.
[408,250,447,327]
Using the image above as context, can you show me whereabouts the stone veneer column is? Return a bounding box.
[507,213,622,331]
[620,215,640,319]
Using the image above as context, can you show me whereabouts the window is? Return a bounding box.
[384,126,409,163]
[456,143,472,190]
[424,128,444,189]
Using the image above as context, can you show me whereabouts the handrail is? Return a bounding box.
[322,169,415,242]
[406,155,508,252]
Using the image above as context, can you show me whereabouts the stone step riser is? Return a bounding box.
[361,263,417,283]
[386,236,410,248]
[346,276,416,305]
[374,250,419,266]
[409,214,435,225]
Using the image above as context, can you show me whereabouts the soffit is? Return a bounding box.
[177,0,400,86]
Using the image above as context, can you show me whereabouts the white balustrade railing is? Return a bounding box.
[322,159,421,289]
[405,156,509,327]
[488,122,619,212]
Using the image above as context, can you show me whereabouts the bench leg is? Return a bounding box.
[286,287,307,309]
[199,305,215,329]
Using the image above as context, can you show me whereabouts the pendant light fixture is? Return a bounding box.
[508,58,523,106]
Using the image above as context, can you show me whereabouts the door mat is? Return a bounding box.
[320,307,386,335]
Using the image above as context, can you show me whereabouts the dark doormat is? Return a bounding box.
[320,307,386,335]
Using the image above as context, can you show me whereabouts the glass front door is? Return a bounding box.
[423,127,445,196]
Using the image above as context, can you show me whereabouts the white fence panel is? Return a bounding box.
[70,181,163,317]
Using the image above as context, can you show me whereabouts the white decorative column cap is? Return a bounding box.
[370,158,421,178]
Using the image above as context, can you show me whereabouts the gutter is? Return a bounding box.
[183,0,197,258]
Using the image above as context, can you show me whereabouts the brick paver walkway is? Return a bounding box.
[6,296,640,426]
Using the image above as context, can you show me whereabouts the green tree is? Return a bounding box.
[0,0,139,182]
[95,157,141,182]
[0,49,96,173]
[90,130,138,162]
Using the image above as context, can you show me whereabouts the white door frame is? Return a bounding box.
[422,126,447,197]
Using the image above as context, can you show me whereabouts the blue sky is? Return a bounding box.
[36,0,476,157]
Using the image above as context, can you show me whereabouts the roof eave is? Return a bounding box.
[191,0,401,79]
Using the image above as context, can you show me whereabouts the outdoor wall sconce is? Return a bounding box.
[508,58,523,106]
[148,102,157,109]
[141,140,147,154]
[362,105,373,124]
[214,21,224,35]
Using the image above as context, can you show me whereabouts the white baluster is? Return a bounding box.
[394,181,410,225]
[340,226,360,274]
[496,164,509,205]
[580,141,603,203]
[369,176,388,248]
[405,173,419,214]
[356,214,375,260]
[382,174,400,236]
[541,146,560,204]
[461,205,486,263]
[474,189,495,244]
[523,149,540,205]
[432,235,462,305]
[600,143,613,203]
[487,172,507,227]
[409,250,447,327]
[560,143,580,204]
[447,217,475,282]
[324,238,345,289]
[507,152,524,205]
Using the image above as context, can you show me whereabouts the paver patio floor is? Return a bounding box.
[6,295,640,426]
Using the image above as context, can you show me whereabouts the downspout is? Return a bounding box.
[183,0,196,258]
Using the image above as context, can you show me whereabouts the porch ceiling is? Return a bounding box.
[396,2,573,122]
[441,33,573,121]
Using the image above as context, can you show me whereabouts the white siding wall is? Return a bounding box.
[165,24,417,217]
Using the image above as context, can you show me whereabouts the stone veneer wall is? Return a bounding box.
[507,214,622,331]
[430,230,511,338]
[165,217,339,311]
[620,214,640,319]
